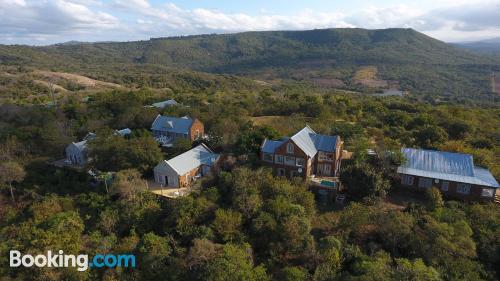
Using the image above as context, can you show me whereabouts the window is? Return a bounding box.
[285,156,295,166]
[401,175,414,186]
[481,188,494,197]
[441,181,449,192]
[418,178,433,188]
[318,152,334,161]
[286,143,294,154]
[196,130,201,138]
[263,153,273,162]
[296,158,305,167]
[275,155,284,164]
[457,183,471,194]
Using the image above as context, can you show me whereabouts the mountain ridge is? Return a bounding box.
[1,28,500,99]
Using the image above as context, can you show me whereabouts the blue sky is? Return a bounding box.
[1,0,500,45]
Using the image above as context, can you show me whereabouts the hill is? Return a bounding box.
[1,28,500,100]
[455,38,500,57]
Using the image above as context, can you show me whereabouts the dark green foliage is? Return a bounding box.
[0,62,499,281]
[88,133,163,174]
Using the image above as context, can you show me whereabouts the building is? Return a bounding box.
[114,128,132,137]
[397,148,499,201]
[153,144,220,188]
[65,133,96,166]
[151,99,178,108]
[260,126,343,182]
[151,115,204,146]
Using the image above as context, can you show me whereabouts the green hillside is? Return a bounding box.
[1,28,500,99]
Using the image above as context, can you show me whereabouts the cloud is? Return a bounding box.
[0,0,119,43]
[1,0,500,44]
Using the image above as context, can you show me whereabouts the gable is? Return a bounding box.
[276,139,308,157]
[154,160,179,176]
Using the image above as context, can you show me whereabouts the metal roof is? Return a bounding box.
[473,167,500,188]
[165,144,220,175]
[291,126,338,157]
[69,132,96,152]
[261,139,284,153]
[70,140,88,152]
[152,99,178,108]
[398,148,499,188]
[115,128,132,136]
[261,126,338,157]
[151,115,194,134]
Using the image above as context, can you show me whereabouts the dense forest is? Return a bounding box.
[1,27,499,281]
[0,79,499,280]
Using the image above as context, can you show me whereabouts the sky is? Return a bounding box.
[1,0,500,45]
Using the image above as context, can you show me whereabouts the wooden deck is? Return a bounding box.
[146,180,192,199]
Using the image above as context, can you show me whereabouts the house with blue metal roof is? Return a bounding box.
[151,115,204,147]
[397,148,499,201]
[260,126,343,185]
[153,144,220,188]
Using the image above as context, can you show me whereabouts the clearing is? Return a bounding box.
[33,70,122,89]
[353,66,388,88]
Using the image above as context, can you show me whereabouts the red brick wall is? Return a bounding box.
[189,119,204,141]
[261,139,310,179]
[398,174,494,202]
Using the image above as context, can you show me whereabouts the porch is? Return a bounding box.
[147,180,192,198]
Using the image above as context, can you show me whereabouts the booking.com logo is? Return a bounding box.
[10,250,136,272]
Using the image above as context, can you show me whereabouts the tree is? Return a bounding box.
[413,125,448,149]
[235,124,279,156]
[377,211,414,255]
[138,232,172,279]
[426,187,444,211]
[0,161,26,203]
[88,134,163,174]
[341,164,391,200]
[280,267,309,281]
[212,209,243,242]
[203,243,269,281]
[314,236,343,281]
[111,169,148,199]
[393,258,441,281]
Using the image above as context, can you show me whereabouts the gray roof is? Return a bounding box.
[261,139,284,153]
[72,140,88,151]
[291,126,338,157]
[69,132,96,152]
[151,115,194,134]
[152,99,178,108]
[115,128,132,136]
[261,126,338,158]
[165,144,219,175]
[397,148,499,188]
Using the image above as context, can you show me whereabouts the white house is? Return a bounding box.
[65,133,96,166]
[153,144,220,188]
